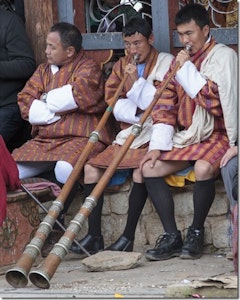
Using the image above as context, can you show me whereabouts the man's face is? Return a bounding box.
[45,31,70,66]
[177,19,210,54]
[123,32,153,63]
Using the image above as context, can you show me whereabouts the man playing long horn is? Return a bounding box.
[140,3,237,261]
[70,16,174,255]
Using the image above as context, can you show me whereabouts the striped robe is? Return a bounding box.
[12,49,115,166]
[152,38,237,171]
[87,46,174,169]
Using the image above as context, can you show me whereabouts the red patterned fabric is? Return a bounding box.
[88,144,148,169]
[0,136,20,225]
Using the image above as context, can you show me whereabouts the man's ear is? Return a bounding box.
[66,46,75,57]
[148,33,154,45]
[203,25,210,39]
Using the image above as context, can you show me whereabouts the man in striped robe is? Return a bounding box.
[140,3,237,260]
[11,22,114,256]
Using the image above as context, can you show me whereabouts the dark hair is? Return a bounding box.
[50,22,82,52]
[122,17,152,39]
[175,3,210,29]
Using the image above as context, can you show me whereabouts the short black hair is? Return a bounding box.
[122,17,152,39]
[175,3,210,29]
[50,22,82,52]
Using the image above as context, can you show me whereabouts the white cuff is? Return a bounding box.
[149,123,174,151]
[29,100,61,125]
[47,84,77,113]
[127,77,156,110]
[175,61,207,99]
[113,98,140,124]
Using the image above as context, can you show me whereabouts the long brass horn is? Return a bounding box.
[28,59,181,289]
[5,55,139,289]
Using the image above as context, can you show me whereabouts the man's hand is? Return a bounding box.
[125,63,138,83]
[140,149,161,170]
[220,146,238,168]
[176,48,190,68]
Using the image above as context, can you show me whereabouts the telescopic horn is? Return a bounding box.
[28,57,181,289]
[5,54,138,289]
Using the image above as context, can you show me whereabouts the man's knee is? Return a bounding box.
[55,161,73,184]
[132,168,143,182]
[194,160,214,180]
[84,163,102,183]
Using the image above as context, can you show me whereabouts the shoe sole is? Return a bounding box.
[179,250,201,260]
[145,251,181,261]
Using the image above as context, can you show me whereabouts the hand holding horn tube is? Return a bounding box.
[176,44,192,68]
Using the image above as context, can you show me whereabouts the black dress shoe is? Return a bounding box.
[70,234,104,255]
[106,235,134,252]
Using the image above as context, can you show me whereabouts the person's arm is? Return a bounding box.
[0,12,36,80]
[69,58,105,114]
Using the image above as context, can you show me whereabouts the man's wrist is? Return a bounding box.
[42,93,48,102]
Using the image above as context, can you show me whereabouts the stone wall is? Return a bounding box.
[65,179,232,254]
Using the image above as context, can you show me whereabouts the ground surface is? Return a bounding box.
[0,246,238,299]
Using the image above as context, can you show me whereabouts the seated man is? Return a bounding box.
[11,22,114,255]
[70,17,174,255]
[140,3,237,261]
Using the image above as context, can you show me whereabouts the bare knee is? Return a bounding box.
[142,160,162,177]
[132,168,143,183]
[84,164,102,183]
[194,160,214,180]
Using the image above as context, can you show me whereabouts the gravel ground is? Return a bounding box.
[0,247,237,299]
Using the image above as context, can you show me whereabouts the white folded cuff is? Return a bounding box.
[113,98,140,124]
[175,61,207,99]
[149,123,174,151]
[47,84,77,113]
[29,99,61,125]
[127,77,156,110]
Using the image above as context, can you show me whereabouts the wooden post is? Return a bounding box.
[23,0,58,65]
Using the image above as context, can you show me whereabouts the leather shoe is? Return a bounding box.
[70,234,104,255]
[105,235,133,252]
[145,231,183,261]
[180,227,204,259]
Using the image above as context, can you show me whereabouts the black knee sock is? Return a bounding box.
[191,179,215,230]
[123,182,148,241]
[144,177,178,234]
[84,183,104,237]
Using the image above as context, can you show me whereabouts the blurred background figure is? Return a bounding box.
[0,0,36,152]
